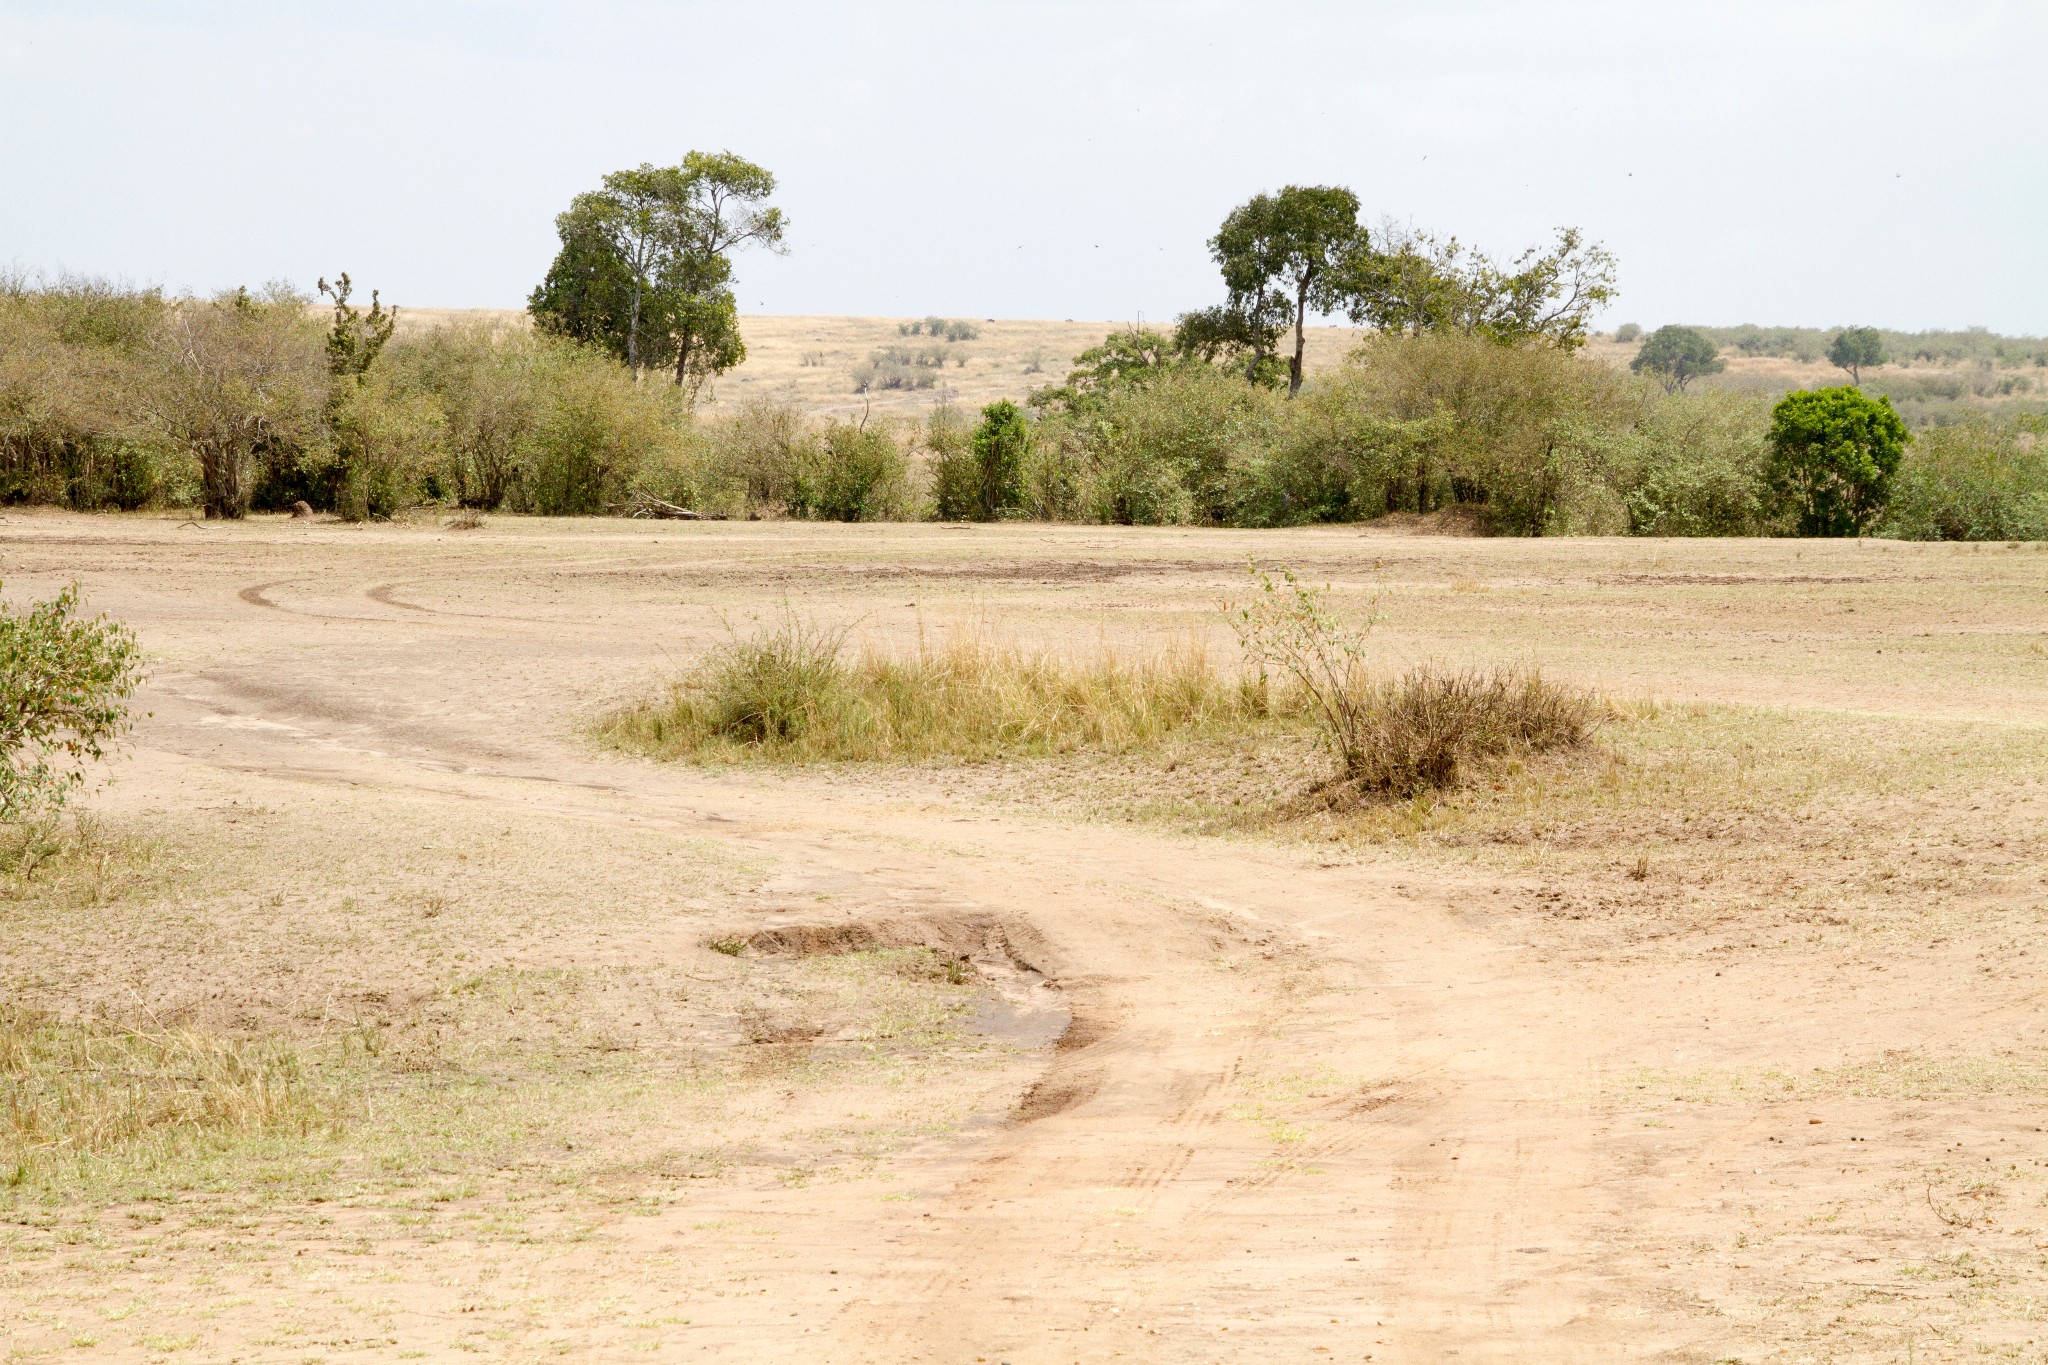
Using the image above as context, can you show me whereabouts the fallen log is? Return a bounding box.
[614,492,728,521]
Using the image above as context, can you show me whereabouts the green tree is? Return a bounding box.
[971,400,1030,519]
[1342,226,1616,349]
[0,582,142,821]
[1765,386,1908,536]
[316,273,396,378]
[147,286,326,518]
[1630,325,1725,393]
[1208,186,1366,396]
[1613,323,1642,344]
[530,152,785,399]
[1827,326,1888,385]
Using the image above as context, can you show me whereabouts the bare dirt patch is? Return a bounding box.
[2,512,2045,1361]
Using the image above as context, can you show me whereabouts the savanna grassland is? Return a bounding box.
[3,511,2047,1363]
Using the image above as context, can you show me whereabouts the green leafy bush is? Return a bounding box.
[0,277,178,510]
[1618,389,1776,536]
[787,419,914,522]
[0,584,142,821]
[969,400,1030,520]
[924,403,979,521]
[1766,386,1908,536]
[1882,415,2048,541]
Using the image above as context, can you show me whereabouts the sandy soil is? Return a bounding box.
[4,513,2048,1363]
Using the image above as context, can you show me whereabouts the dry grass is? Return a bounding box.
[598,620,1276,763]
[1332,665,1599,798]
[0,1008,341,1190]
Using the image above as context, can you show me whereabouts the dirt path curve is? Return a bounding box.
[25,530,1731,1360]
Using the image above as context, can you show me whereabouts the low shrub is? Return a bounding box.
[924,402,980,521]
[1230,563,1595,798]
[1341,666,1598,797]
[0,582,143,821]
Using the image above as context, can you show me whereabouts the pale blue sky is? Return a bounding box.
[3,1,2042,331]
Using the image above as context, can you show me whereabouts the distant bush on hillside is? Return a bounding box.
[1693,323,2048,368]
[852,343,967,392]
[899,317,980,342]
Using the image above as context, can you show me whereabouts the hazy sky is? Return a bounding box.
[4,1,2043,332]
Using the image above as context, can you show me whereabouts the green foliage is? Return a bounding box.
[529,151,785,398]
[1694,324,2048,368]
[146,287,328,519]
[329,370,443,521]
[1613,323,1642,344]
[851,343,960,392]
[0,584,142,821]
[969,400,1030,520]
[1616,389,1777,536]
[315,273,395,378]
[1630,325,1726,393]
[1828,326,1888,384]
[900,317,979,342]
[925,403,980,521]
[1341,225,1618,351]
[787,419,914,523]
[1765,386,1909,536]
[0,277,178,510]
[1208,185,1366,395]
[1315,332,1640,534]
[1882,415,2048,541]
[1040,365,1281,525]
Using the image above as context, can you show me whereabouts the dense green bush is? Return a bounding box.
[1883,415,2048,541]
[1766,386,1908,536]
[969,400,1030,520]
[1616,389,1777,536]
[924,403,979,521]
[0,278,180,510]
[786,419,915,522]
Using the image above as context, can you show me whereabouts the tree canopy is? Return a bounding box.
[1765,385,1908,536]
[1179,189,1618,399]
[1207,186,1367,396]
[1827,326,1888,385]
[1630,325,1725,392]
[529,152,785,400]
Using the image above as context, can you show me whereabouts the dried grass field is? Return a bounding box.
[395,310,1369,419]
[4,512,2048,1362]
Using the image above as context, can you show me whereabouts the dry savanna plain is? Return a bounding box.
[4,509,2048,1365]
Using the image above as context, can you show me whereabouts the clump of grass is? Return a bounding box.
[1341,666,1597,797]
[1,1007,343,1190]
[598,619,1270,763]
[1230,561,1597,799]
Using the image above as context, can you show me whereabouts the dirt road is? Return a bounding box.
[7,513,2046,1363]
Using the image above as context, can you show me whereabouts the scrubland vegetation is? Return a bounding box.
[6,271,2043,540]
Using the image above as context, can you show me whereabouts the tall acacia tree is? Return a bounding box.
[1205,186,1366,396]
[530,152,786,399]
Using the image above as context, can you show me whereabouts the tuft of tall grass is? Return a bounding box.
[1338,666,1598,798]
[597,620,1273,763]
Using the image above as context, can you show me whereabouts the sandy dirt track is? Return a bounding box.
[5,513,2048,1363]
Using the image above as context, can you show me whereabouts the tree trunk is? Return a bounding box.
[673,313,696,389]
[1288,283,1309,397]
